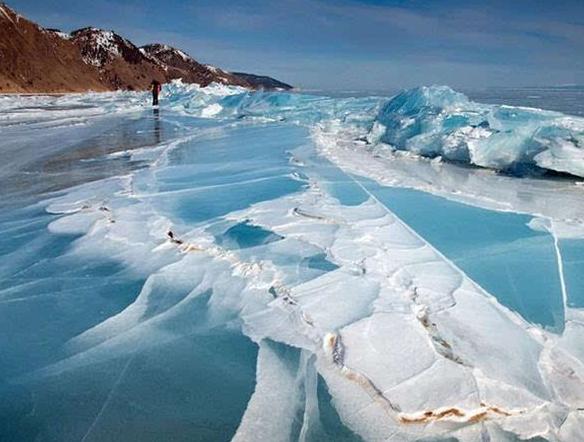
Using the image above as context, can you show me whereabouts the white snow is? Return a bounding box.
[78,30,121,66]
[175,49,191,62]
[54,31,71,39]
[0,5,15,24]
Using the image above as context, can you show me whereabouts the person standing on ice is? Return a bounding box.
[150,79,162,106]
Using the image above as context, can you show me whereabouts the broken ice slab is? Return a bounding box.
[355,179,565,331]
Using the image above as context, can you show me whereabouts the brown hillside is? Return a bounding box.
[0,2,292,93]
[0,3,107,93]
[140,44,250,88]
[70,27,166,91]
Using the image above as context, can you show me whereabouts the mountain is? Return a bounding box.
[231,72,293,90]
[0,4,107,93]
[70,28,166,91]
[140,44,249,88]
[0,3,292,93]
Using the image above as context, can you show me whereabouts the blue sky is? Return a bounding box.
[9,0,584,90]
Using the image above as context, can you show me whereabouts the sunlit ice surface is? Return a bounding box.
[1,81,584,441]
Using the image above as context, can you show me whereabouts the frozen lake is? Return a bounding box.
[1,84,584,441]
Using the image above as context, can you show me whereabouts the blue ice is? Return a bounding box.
[1,83,584,441]
[374,85,584,177]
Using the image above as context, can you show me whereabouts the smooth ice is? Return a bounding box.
[1,82,584,441]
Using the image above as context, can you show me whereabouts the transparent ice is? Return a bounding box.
[1,81,584,441]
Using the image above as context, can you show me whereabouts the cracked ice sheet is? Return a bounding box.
[25,145,584,441]
[313,121,584,240]
[231,185,583,441]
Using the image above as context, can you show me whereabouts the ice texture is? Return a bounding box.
[1,83,584,441]
[373,85,584,177]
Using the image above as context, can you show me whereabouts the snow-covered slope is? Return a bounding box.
[70,27,167,90]
[140,43,249,88]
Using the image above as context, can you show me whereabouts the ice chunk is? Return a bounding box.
[374,86,584,177]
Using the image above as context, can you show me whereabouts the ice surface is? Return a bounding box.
[1,83,584,441]
[233,342,305,442]
[373,85,584,177]
[356,183,565,330]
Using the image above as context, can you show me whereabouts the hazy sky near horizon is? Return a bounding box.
[9,0,584,90]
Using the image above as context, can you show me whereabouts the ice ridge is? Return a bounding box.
[372,85,584,177]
